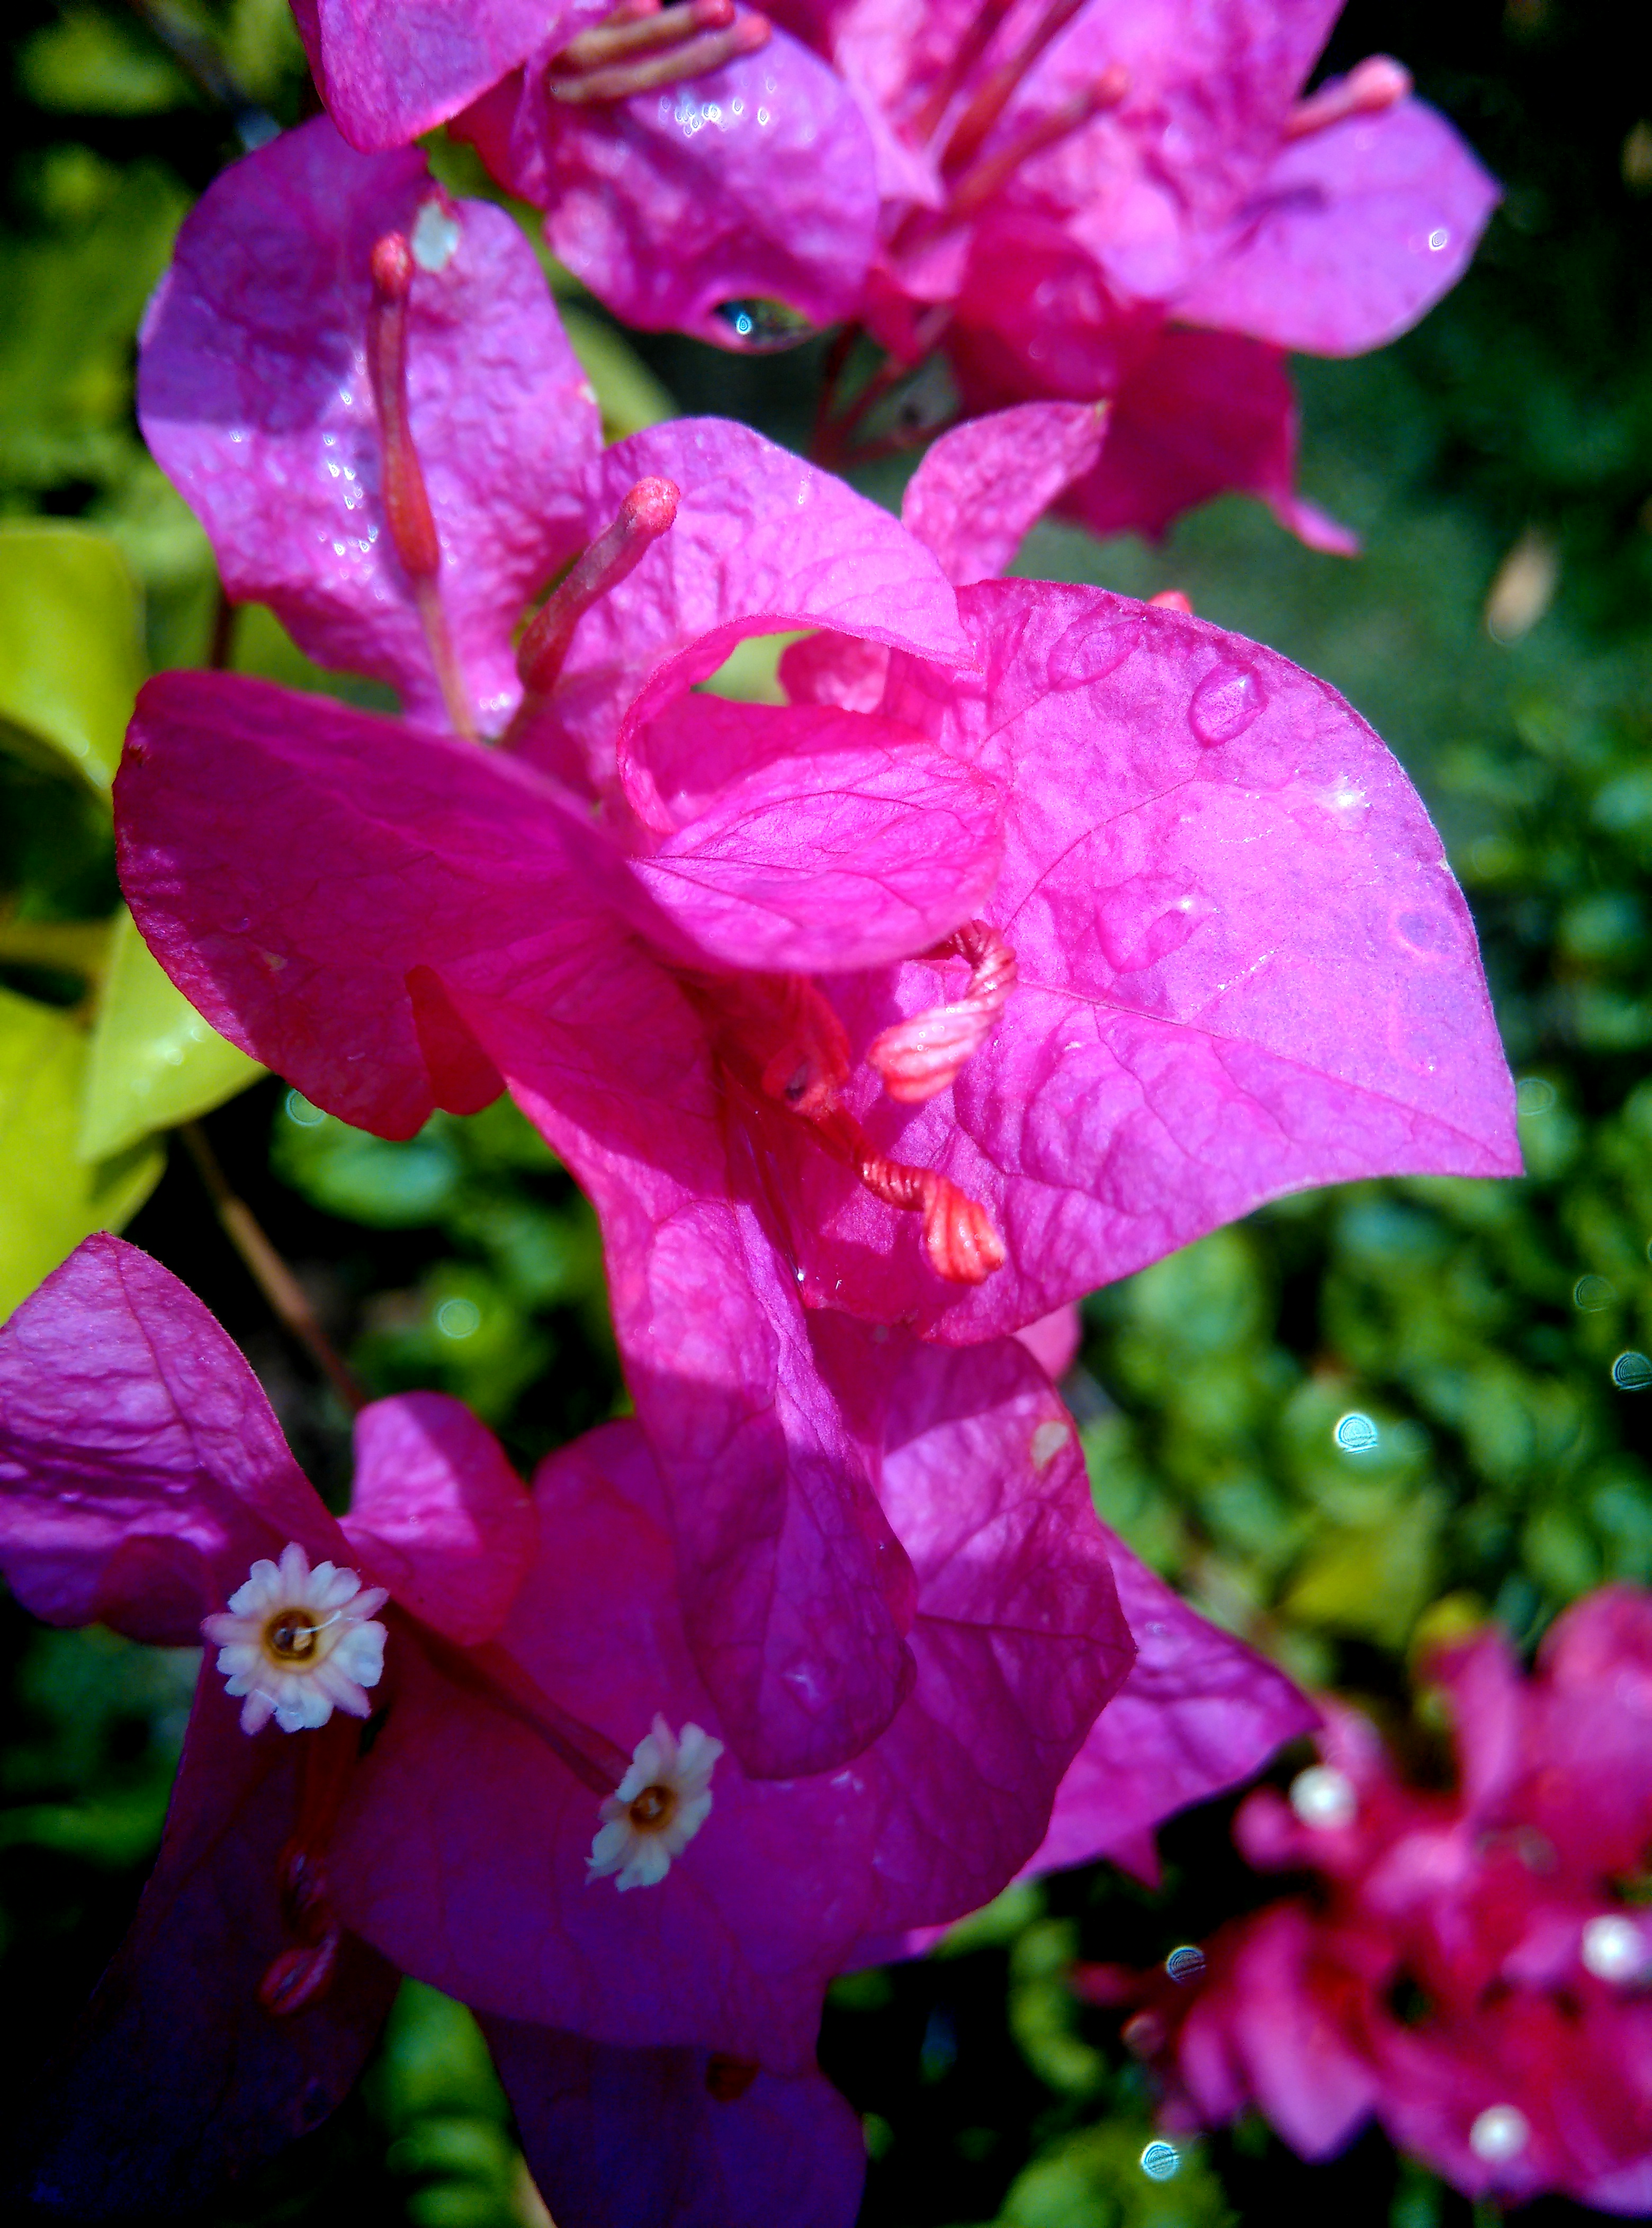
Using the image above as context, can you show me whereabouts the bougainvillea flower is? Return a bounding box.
[328,1322,1133,2065]
[456,24,883,346]
[125,117,1514,1772]
[783,0,1496,540]
[0,1235,535,2212]
[1,1239,1136,2207]
[1075,1594,1652,2211]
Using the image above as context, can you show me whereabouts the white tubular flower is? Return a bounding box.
[203,1541,388,1735]
[588,1714,723,1891]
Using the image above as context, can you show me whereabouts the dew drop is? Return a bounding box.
[1164,1945,1206,1983]
[1047,608,1142,688]
[1468,2104,1528,2164]
[1574,1274,1616,1312]
[1139,2142,1180,2181]
[711,298,814,350]
[1290,1764,1357,1829]
[1188,660,1265,746]
[1612,1351,1652,1391]
[1516,1076,1556,1116]
[1335,1411,1380,1452]
[1581,1913,1646,1982]
[435,1297,481,1340]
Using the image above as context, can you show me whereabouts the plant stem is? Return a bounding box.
[179,1120,367,1414]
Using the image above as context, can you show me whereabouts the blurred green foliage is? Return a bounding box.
[2,0,1649,2222]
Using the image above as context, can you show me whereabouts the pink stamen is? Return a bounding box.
[946,66,1127,219]
[515,477,680,698]
[1148,588,1193,612]
[852,1145,1007,1284]
[937,0,1090,176]
[556,0,734,73]
[368,230,475,740]
[1283,55,1411,140]
[550,8,770,103]
[867,920,1017,1102]
[909,0,1016,145]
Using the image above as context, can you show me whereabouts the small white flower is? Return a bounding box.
[202,1540,388,1735]
[587,1714,723,1891]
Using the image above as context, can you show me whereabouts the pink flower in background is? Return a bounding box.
[783,0,1497,542]
[1077,1595,1652,2213]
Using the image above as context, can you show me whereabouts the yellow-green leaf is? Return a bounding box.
[0,986,162,1321]
[0,522,142,794]
[78,909,263,1161]
[559,304,676,441]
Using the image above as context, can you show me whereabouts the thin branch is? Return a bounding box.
[179,1120,367,1414]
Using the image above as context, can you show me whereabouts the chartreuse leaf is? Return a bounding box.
[79,908,264,1160]
[375,1981,543,2228]
[0,985,162,1320]
[0,521,142,792]
[558,303,676,442]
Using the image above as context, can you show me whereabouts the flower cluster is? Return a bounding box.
[1077,1596,1652,2212]
[0,8,1519,2222]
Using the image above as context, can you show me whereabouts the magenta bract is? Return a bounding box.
[780,0,1498,539]
[456,29,882,345]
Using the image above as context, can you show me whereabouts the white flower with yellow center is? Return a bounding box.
[203,1541,388,1735]
[588,1714,723,1891]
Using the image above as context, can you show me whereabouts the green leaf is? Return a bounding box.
[558,303,676,441]
[78,908,263,1160]
[0,984,161,1320]
[0,522,142,793]
[19,6,194,115]
[994,2121,1234,2228]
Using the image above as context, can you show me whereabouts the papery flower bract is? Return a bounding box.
[122,120,1514,1781]
[328,1320,1135,2069]
[779,0,1497,542]
[457,30,883,346]
[0,1236,536,2214]
[0,1236,1141,2225]
[288,0,612,150]
[1081,1594,1652,2213]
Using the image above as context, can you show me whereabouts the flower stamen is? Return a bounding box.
[935,0,1090,176]
[368,230,477,740]
[514,477,680,704]
[549,0,771,104]
[867,919,1017,1102]
[1283,55,1411,140]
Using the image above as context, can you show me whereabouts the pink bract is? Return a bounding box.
[288,0,612,150]
[457,30,882,345]
[784,0,1498,541]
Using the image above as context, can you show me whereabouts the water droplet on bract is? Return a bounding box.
[1335,1411,1380,1452]
[1139,2141,1180,2180]
[1188,660,1265,746]
[1516,1076,1556,1116]
[1164,1945,1205,1983]
[1581,1913,1646,1982]
[1049,608,1143,688]
[1428,227,1450,251]
[1290,1764,1357,1830]
[711,298,814,350]
[1468,2104,1529,2164]
[1613,1351,1652,1391]
[435,1297,481,1340]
